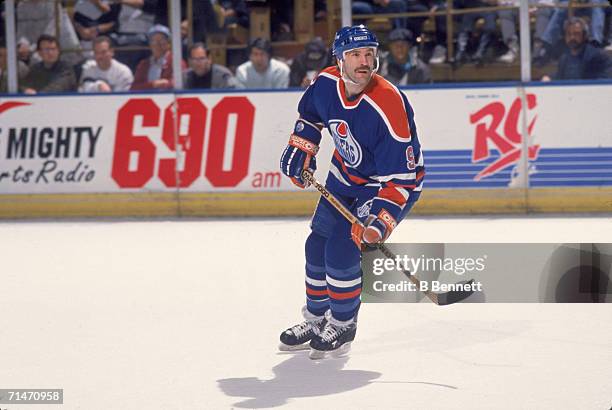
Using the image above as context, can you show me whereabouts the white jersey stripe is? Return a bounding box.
[329,163,352,186]
[326,275,362,288]
[373,172,417,182]
[305,277,327,287]
[298,117,323,132]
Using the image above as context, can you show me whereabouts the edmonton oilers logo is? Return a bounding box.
[329,119,362,167]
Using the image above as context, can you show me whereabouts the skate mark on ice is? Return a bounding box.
[217,354,381,408]
[372,381,458,389]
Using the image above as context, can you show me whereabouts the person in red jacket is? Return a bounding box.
[130,24,185,90]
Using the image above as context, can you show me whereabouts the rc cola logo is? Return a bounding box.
[329,119,363,167]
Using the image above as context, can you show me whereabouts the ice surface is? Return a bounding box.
[0,216,611,409]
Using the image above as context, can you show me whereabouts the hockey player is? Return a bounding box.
[279,25,425,359]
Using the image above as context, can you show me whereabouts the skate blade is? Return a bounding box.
[278,342,311,352]
[331,342,351,358]
[309,342,351,360]
[309,348,326,360]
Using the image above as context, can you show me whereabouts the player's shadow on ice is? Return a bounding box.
[217,353,381,408]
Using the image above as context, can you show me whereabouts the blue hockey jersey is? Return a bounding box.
[292,66,425,222]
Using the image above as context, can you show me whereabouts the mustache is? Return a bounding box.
[355,65,371,71]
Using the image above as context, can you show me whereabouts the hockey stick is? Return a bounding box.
[302,170,476,306]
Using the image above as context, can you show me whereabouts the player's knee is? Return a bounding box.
[305,230,326,263]
[326,230,361,267]
[310,200,338,238]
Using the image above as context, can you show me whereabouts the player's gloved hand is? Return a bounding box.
[350,210,397,250]
[280,134,319,188]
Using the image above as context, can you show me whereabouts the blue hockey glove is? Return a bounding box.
[280,134,319,188]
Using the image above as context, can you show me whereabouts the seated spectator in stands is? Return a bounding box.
[111,0,156,71]
[16,0,83,66]
[235,38,290,89]
[79,36,133,92]
[131,25,185,90]
[17,37,38,67]
[218,0,249,29]
[289,37,333,88]
[266,0,328,40]
[21,34,77,94]
[495,0,554,64]
[496,0,519,64]
[379,28,432,85]
[270,0,295,41]
[426,0,456,65]
[494,0,553,64]
[453,0,497,66]
[1,40,30,93]
[605,7,612,51]
[73,0,120,59]
[352,0,409,30]
[542,17,612,80]
[184,43,236,89]
[534,0,607,65]
[404,0,430,38]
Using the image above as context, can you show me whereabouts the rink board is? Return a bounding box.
[0,82,610,217]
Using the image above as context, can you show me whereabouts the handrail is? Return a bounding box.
[353,1,610,63]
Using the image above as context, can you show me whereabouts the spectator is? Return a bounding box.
[184,43,236,89]
[1,40,30,93]
[542,17,612,80]
[17,37,38,67]
[352,0,409,30]
[73,0,120,59]
[218,0,249,29]
[529,0,557,63]
[426,0,457,64]
[16,0,82,66]
[270,0,295,41]
[496,0,519,63]
[156,0,219,43]
[289,37,333,88]
[79,36,133,92]
[235,38,290,89]
[404,0,430,38]
[534,0,607,65]
[496,0,556,64]
[605,7,612,51]
[111,0,157,70]
[453,0,497,66]
[131,25,185,90]
[21,34,78,94]
[379,28,432,85]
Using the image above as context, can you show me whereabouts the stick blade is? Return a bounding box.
[436,279,477,306]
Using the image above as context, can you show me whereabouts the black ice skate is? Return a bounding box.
[309,321,357,360]
[279,314,327,352]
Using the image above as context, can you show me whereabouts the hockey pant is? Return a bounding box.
[304,188,417,325]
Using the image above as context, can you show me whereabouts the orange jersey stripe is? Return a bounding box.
[333,150,369,184]
[306,288,329,296]
[328,288,362,300]
[379,186,408,206]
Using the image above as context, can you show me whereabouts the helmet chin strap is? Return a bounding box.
[339,53,379,87]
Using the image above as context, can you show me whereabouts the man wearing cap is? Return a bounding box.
[379,28,431,85]
[289,37,334,88]
[131,24,185,90]
[235,38,290,89]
